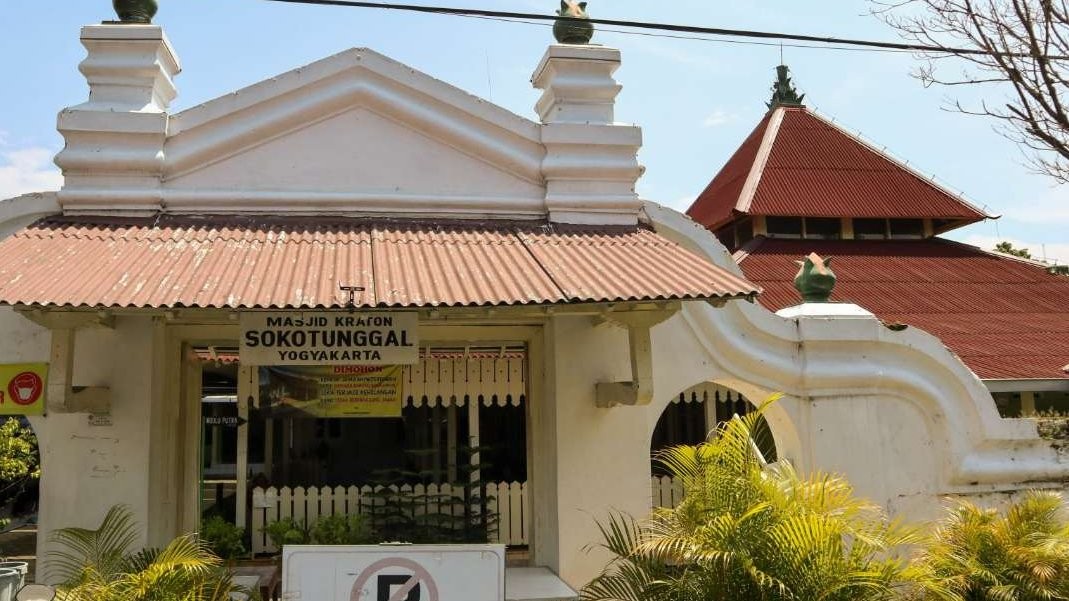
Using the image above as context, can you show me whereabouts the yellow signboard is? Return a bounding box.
[260,365,403,418]
[0,364,48,416]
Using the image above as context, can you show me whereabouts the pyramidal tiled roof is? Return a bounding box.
[687,106,994,230]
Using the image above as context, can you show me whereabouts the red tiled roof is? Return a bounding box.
[0,216,759,310]
[688,107,992,230]
[737,237,1069,380]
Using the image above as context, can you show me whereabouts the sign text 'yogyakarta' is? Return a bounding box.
[240,312,418,366]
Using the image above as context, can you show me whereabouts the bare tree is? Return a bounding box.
[876,1,1069,182]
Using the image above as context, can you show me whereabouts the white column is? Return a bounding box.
[55,24,180,213]
[531,45,644,226]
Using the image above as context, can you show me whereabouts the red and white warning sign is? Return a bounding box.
[0,364,47,415]
[283,545,504,601]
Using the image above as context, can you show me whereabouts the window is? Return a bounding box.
[853,218,888,240]
[889,219,925,239]
[765,217,803,238]
[805,218,842,240]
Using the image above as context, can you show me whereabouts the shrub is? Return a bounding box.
[915,491,1069,600]
[583,396,932,601]
[49,505,254,601]
[200,515,246,560]
[311,514,373,545]
[264,517,310,549]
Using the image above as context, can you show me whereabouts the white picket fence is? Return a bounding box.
[651,475,684,509]
[250,482,528,554]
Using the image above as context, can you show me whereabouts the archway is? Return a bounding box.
[649,382,779,509]
[0,416,41,582]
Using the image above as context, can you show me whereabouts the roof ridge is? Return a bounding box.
[736,107,785,214]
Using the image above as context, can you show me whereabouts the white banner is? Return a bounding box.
[240,312,418,366]
[283,545,505,601]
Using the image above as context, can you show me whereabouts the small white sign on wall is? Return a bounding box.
[282,545,505,601]
[240,312,419,366]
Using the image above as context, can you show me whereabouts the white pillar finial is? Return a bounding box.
[55,24,181,214]
[532,45,644,226]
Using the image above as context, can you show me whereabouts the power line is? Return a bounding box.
[259,0,1022,57]
[459,14,918,55]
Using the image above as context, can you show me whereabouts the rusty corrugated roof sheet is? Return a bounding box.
[0,216,759,309]
[688,107,993,230]
[737,237,1069,380]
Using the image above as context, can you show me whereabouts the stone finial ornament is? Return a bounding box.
[554,1,594,44]
[768,64,805,108]
[793,253,836,302]
[113,0,158,24]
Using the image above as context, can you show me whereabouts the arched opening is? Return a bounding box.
[0,417,41,581]
[650,382,777,508]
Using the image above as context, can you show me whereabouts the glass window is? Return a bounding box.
[805,218,842,240]
[889,219,925,239]
[853,218,888,240]
[765,217,803,238]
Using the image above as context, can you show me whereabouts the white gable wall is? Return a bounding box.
[165,106,546,214]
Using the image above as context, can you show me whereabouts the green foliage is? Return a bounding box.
[364,445,498,544]
[915,491,1069,601]
[310,514,373,545]
[263,517,310,549]
[49,505,255,601]
[0,418,40,506]
[583,396,935,601]
[995,242,1032,259]
[199,516,245,560]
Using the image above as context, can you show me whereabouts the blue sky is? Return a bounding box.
[1,0,1065,262]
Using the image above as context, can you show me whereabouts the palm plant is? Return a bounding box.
[48,505,255,601]
[915,491,1069,601]
[583,397,937,601]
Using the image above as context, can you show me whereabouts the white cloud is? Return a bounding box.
[960,234,1069,265]
[702,109,737,128]
[999,185,1069,224]
[0,148,62,200]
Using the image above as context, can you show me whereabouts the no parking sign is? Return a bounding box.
[283,545,505,601]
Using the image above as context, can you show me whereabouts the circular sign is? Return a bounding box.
[350,557,439,601]
[7,372,42,406]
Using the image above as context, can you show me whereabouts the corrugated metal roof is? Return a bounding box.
[737,237,1069,380]
[0,216,759,310]
[688,107,992,230]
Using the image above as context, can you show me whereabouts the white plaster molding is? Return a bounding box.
[533,46,643,225]
[776,303,875,319]
[0,193,60,228]
[56,25,179,214]
[532,45,623,124]
[644,200,1067,488]
[166,49,545,184]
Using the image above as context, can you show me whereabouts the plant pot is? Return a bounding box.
[113,0,158,24]
[553,17,594,44]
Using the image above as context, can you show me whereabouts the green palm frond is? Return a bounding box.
[49,504,256,601]
[48,505,140,585]
[584,394,935,601]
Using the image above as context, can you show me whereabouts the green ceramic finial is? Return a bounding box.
[113,0,158,24]
[794,253,836,302]
[554,1,594,44]
[767,64,805,108]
